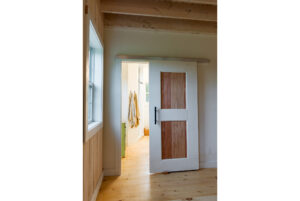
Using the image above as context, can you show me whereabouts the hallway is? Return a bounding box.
[97,136,217,201]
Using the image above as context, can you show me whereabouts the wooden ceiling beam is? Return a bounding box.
[168,0,217,6]
[101,0,217,22]
[104,13,217,34]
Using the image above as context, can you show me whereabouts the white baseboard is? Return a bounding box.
[90,172,104,201]
[104,168,118,176]
[200,161,217,168]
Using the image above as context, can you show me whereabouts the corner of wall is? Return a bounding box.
[200,161,217,168]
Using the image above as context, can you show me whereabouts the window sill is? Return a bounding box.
[86,122,103,141]
[88,122,101,131]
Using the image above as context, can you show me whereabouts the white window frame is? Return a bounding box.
[84,20,104,141]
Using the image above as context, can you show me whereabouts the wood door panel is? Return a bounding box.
[161,121,187,159]
[161,72,186,109]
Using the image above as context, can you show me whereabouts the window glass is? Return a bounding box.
[88,48,95,123]
[87,21,103,126]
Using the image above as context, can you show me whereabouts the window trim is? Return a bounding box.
[84,20,104,142]
[86,121,103,142]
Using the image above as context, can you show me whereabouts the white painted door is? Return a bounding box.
[149,60,199,173]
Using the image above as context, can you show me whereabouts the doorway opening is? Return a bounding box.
[121,61,150,174]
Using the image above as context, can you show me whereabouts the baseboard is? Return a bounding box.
[199,161,217,168]
[104,168,118,176]
[90,172,104,201]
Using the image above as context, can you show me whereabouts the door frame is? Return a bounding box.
[116,58,150,176]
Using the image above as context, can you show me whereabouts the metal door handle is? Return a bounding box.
[154,107,157,124]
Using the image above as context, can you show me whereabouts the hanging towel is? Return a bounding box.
[133,91,140,127]
[128,91,135,128]
[128,91,140,128]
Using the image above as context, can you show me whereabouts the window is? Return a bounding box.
[87,21,103,127]
[88,48,95,123]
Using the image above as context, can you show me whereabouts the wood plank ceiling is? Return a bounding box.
[100,0,217,34]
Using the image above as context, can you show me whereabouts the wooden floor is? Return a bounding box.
[97,136,217,201]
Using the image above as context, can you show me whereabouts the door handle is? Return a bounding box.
[154,107,157,125]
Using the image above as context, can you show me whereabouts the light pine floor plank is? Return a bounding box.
[171,195,217,201]
[97,136,217,201]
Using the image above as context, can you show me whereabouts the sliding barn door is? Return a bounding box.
[149,60,199,173]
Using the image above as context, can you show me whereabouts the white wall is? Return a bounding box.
[121,63,128,123]
[103,28,217,175]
